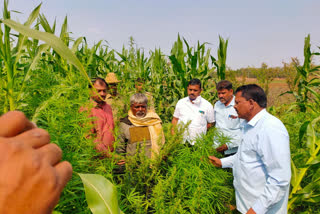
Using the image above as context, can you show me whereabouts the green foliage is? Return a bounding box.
[2,2,320,213]
[113,126,234,214]
[281,34,320,112]
[288,115,320,211]
[211,36,228,81]
[0,0,42,112]
[253,62,277,96]
[78,173,123,214]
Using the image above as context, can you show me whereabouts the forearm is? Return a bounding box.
[171,117,179,134]
[207,122,214,130]
[220,154,235,168]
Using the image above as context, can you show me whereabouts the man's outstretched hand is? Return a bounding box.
[0,111,72,214]
[208,156,222,168]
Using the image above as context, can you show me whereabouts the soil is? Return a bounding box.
[236,78,294,106]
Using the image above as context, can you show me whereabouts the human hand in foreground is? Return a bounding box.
[0,111,73,214]
[216,144,228,153]
[246,208,256,214]
[208,156,222,168]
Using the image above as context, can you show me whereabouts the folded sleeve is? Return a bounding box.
[221,154,236,168]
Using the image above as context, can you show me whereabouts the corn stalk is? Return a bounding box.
[211,35,228,81]
[2,18,91,90]
[282,35,320,112]
[0,0,41,112]
[288,115,320,210]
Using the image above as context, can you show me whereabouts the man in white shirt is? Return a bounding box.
[171,78,214,145]
[213,80,242,155]
[209,84,291,214]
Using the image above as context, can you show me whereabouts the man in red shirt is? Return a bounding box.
[87,77,115,157]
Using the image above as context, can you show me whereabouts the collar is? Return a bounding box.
[90,99,106,109]
[247,109,266,127]
[188,95,201,105]
[217,95,235,107]
[224,95,235,107]
[228,96,235,106]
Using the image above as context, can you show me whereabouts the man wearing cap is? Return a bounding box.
[105,72,127,121]
[213,80,243,155]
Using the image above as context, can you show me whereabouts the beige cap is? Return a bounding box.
[105,72,120,83]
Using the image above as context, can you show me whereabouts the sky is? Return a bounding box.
[6,0,320,69]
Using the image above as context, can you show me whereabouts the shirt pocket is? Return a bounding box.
[189,110,206,127]
[239,146,258,163]
[199,110,207,125]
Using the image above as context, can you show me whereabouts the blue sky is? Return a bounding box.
[7,0,320,69]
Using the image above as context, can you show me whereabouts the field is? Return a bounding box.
[241,78,295,106]
[1,2,320,214]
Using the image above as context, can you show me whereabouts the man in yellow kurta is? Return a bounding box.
[117,93,165,159]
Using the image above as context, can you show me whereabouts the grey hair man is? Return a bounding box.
[117,93,164,159]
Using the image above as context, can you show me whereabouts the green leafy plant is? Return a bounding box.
[0,0,42,112]
[288,115,320,211]
[281,34,320,112]
[79,173,123,214]
[211,35,228,81]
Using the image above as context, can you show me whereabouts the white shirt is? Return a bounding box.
[173,96,214,144]
[213,96,243,154]
[221,109,291,214]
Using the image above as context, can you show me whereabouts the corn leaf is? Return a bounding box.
[306,120,316,154]
[298,121,310,144]
[2,18,91,83]
[290,159,300,189]
[38,14,55,34]
[17,43,50,102]
[78,173,123,214]
[72,37,84,53]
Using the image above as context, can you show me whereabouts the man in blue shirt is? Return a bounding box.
[213,80,242,155]
[209,84,291,214]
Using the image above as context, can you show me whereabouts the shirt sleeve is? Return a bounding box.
[226,120,244,149]
[173,100,181,119]
[221,154,236,168]
[116,123,128,154]
[206,103,215,123]
[252,122,291,213]
[226,140,239,150]
[212,103,217,123]
[226,133,242,149]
